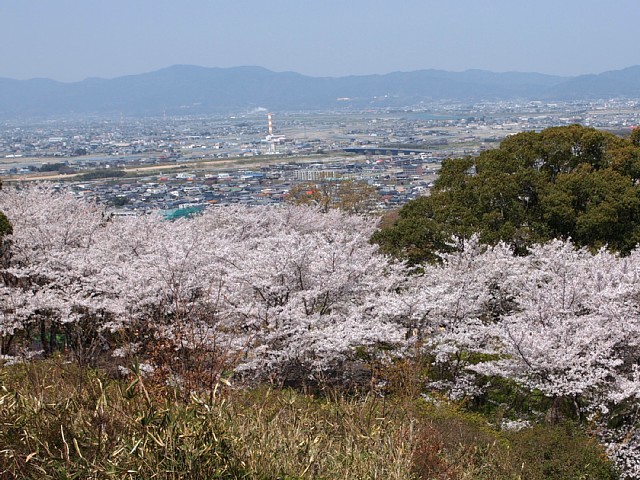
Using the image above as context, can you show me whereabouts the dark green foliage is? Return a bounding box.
[0,177,10,240]
[414,402,618,480]
[0,210,12,237]
[630,127,640,147]
[373,125,640,264]
[39,162,68,172]
[111,195,130,207]
[505,424,619,480]
[79,169,127,180]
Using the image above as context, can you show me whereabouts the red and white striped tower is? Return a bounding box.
[267,112,273,136]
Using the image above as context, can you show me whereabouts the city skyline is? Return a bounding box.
[1,0,639,82]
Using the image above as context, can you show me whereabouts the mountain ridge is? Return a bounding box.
[1,65,639,118]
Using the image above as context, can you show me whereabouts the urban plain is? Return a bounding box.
[4,98,640,213]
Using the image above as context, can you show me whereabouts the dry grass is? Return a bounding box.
[0,358,619,479]
[0,359,417,479]
[224,388,417,479]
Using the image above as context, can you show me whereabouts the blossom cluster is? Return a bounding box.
[2,185,640,476]
[0,185,405,379]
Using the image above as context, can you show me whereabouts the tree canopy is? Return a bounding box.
[373,125,640,264]
[0,212,11,238]
[0,178,11,239]
[286,178,379,214]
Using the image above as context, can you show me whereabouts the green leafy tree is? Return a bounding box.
[0,178,11,239]
[630,126,640,147]
[541,165,640,252]
[373,125,640,264]
[0,178,11,270]
[0,212,10,238]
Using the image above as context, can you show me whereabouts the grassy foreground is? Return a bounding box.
[0,359,618,479]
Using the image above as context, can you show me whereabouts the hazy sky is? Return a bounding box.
[2,0,638,82]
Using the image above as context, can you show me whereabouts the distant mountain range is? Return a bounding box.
[2,65,640,118]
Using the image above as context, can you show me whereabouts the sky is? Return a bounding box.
[1,0,639,82]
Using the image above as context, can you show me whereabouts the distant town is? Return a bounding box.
[2,98,640,214]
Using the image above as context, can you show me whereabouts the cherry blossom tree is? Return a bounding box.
[4,184,640,476]
[405,238,640,477]
[0,184,110,357]
[0,186,407,382]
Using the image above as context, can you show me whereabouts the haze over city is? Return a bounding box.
[2,0,640,82]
